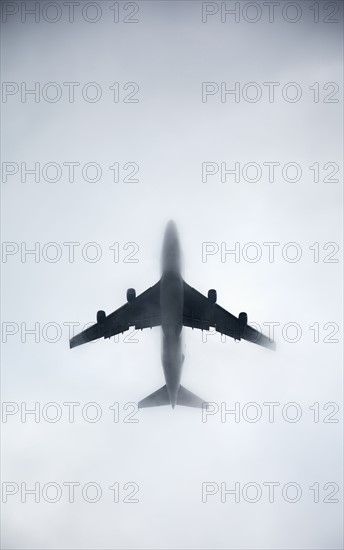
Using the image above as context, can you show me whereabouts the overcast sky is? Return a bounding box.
[1,1,343,549]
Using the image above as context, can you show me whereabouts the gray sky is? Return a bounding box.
[1,1,343,549]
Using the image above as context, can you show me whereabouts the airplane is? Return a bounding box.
[70,220,275,409]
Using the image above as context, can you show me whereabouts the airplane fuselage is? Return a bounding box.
[160,221,184,408]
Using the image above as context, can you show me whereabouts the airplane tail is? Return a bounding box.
[138,384,206,409]
[138,385,170,408]
[176,385,206,408]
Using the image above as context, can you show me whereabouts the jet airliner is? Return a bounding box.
[70,221,275,408]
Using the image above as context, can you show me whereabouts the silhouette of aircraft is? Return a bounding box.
[70,221,275,409]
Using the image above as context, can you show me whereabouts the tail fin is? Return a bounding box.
[138,384,207,409]
[176,385,206,408]
[138,385,170,408]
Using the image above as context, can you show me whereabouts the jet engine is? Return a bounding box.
[127,288,136,303]
[208,289,217,304]
[238,312,248,329]
[97,310,106,326]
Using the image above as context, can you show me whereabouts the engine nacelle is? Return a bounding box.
[238,312,248,329]
[127,288,136,303]
[97,310,106,326]
[208,289,217,304]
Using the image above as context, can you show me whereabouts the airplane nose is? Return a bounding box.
[167,219,176,229]
[162,220,181,274]
[166,220,177,236]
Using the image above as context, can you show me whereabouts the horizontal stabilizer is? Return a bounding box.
[138,385,170,408]
[176,385,206,408]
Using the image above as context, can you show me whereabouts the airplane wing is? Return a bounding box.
[70,282,161,349]
[183,281,275,350]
